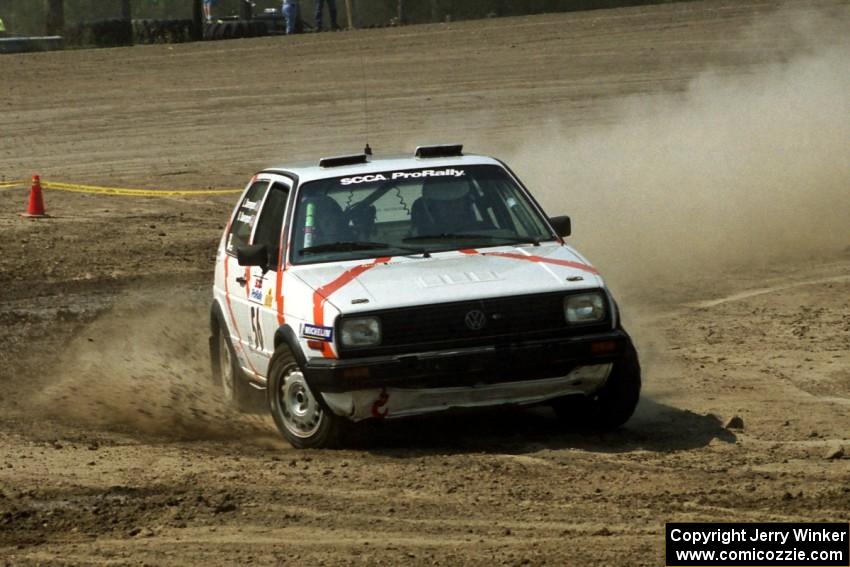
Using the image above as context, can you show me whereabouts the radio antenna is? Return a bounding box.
[360,52,372,156]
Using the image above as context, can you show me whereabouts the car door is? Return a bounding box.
[222,177,273,380]
[232,175,293,377]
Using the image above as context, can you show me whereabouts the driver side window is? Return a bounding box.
[252,182,290,269]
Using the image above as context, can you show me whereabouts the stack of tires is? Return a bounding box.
[132,19,194,44]
[64,20,133,48]
[203,20,268,41]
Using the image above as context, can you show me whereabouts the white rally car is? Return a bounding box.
[210,145,640,448]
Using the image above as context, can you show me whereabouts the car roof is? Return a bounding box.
[260,152,504,184]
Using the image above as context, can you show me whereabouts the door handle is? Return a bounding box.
[235,276,248,286]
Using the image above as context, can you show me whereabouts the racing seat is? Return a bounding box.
[410,178,478,236]
[298,195,353,247]
[347,203,377,240]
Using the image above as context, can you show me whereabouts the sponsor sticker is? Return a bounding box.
[302,324,334,342]
[249,288,263,303]
[237,212,255,225]
[340,168,465,186]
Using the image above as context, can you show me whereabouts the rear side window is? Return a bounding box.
[252,182,290,268]
[226,180,270,254]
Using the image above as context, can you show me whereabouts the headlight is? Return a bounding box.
[564,293,606,324]
[340,317,381,347]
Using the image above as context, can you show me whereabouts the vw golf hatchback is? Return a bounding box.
[210,145,640,448]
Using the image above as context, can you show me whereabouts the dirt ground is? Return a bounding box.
[1,0,849,565]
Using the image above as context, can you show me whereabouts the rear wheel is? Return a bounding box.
[268,345,347,448]
[552,342,641,431]
[211,318,252,411]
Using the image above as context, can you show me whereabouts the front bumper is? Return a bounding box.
[322,364,613,421]
[306,330,630,392]
[304,330,632,419]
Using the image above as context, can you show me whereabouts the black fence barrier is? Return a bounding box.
[64,19,132,47]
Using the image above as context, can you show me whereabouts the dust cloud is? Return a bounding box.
[34,292,276,442]
[511,6,850,289]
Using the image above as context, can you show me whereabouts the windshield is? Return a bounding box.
[289,164,555,265]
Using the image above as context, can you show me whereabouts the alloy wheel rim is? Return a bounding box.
[279,369,323,438]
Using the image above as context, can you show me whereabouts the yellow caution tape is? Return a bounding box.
[0,179,241,196]
[44,181,242,197]
[0,180,27,189]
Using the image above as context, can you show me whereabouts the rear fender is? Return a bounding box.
[209,301,230,381]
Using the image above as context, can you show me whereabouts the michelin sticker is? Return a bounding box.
[340,169,465,186]
[302,324,334,342]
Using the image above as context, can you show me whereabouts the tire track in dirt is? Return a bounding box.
[688,275,850,308]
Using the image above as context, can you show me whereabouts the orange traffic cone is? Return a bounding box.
[19,174,48,218]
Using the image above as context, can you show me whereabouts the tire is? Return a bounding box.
[552,341,641,431]
[267,345,347,449]
[212,22,225,41]
[253,21,268,37]
[211,317,252,411]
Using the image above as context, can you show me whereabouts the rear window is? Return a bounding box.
[226,180,269,254]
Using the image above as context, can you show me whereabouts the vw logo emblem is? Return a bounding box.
[464,309,487,331]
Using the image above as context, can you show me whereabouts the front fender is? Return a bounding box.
[273,324,310,373]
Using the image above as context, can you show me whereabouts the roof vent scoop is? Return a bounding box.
[414,144,464,159]
[318,154,369,168]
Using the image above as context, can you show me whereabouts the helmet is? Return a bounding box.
[421,178,470,202]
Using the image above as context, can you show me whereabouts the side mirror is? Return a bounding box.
[549,215,571,238]
[236,244,269,271]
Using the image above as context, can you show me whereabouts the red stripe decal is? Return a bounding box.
[485,251,599,275]
[312,257,390,360]
[459,249,479,255]
[275,235,286,326]
[223,256,259,375]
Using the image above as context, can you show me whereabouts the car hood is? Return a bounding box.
[291,244,604,313]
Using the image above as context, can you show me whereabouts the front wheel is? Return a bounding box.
[267,345,347,449]
[552,342,641,431]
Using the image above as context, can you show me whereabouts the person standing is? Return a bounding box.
[282,0,300,34]
[314,0,339,31]
[203,0,216,23]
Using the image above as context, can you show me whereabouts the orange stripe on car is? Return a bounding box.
[312,257,390,359]
[485,251,599,275]
[275,234,286,326]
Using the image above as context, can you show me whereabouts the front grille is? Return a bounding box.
[338,290,610,358]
